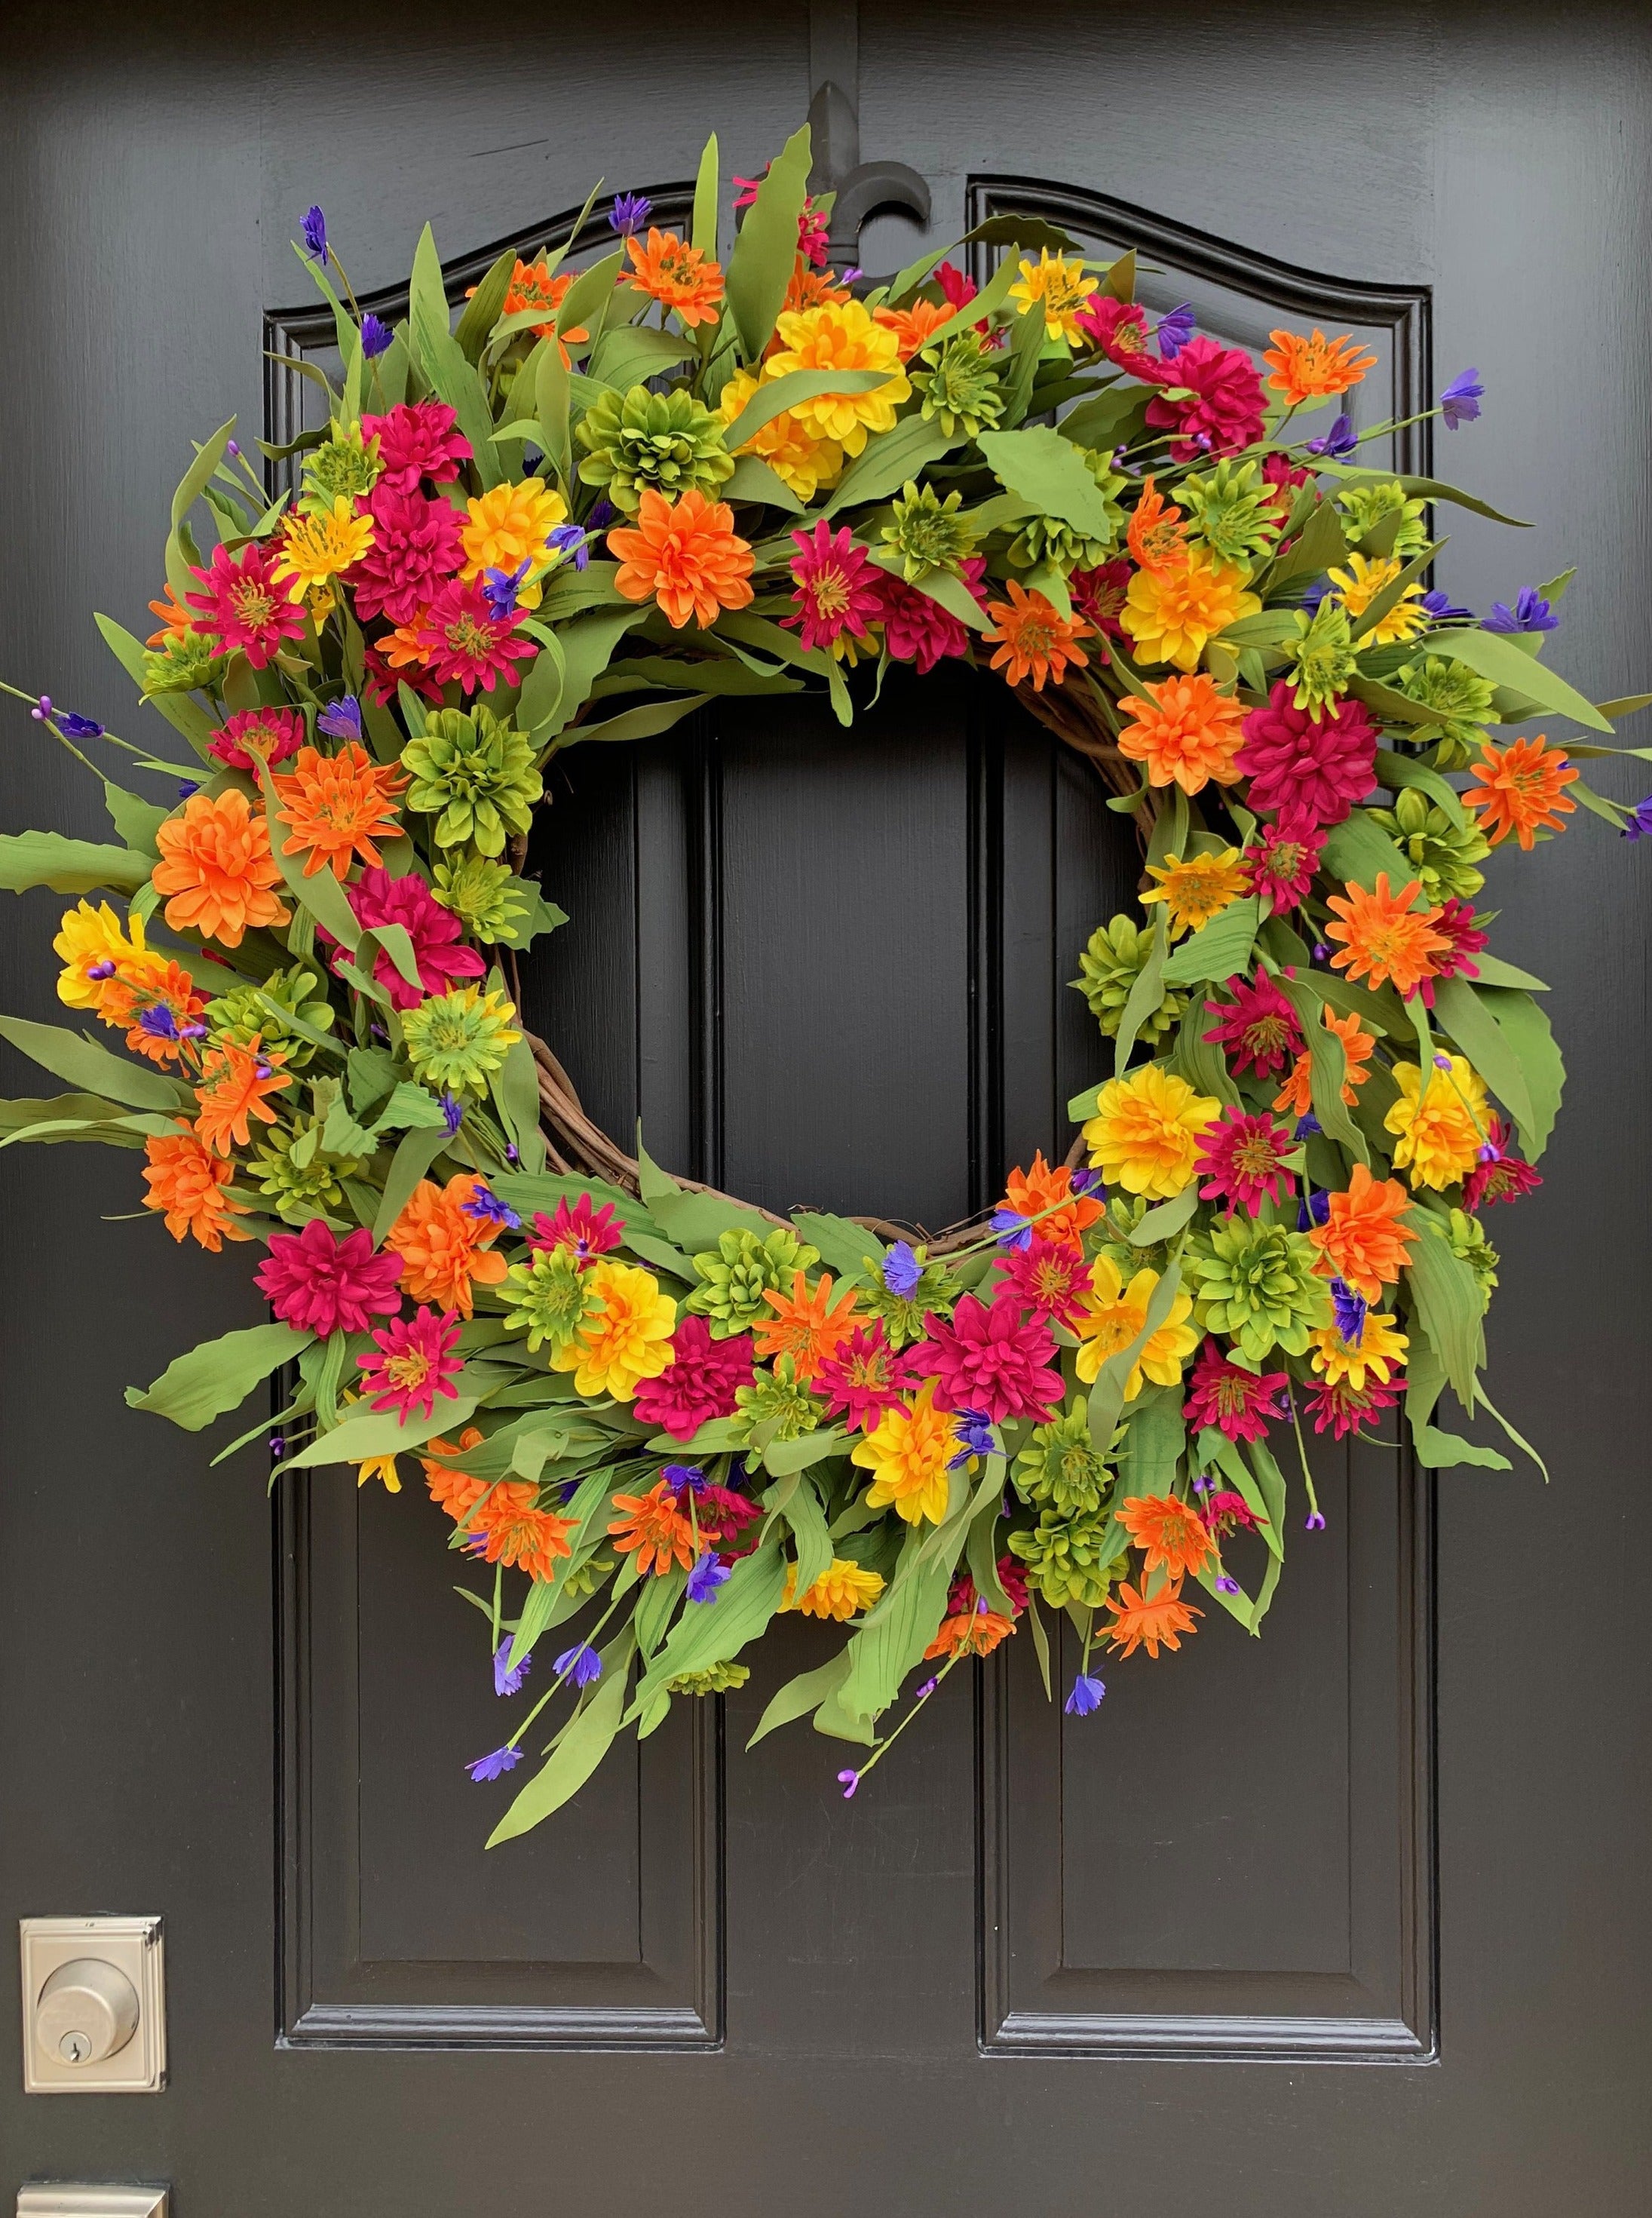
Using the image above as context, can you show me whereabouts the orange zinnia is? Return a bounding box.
[100,958,209,1064]
[467,1482,575,1582]
[272,742,407,879]
[982,581,1091,691]
[625,228,725,329]
[754,1269,862,1381]
[1125,476,1187,572]
[424,1428,489,1521]
[872,297,952,360]
[1105,1577,1203,1658]
[609,486,755,630]
[146,581,192,647]
[1273,1005,1375,1120]
[1115,1494,1214,1581]
[1307,1159,1417,1302]
[1116,671,1247,794]
[924,1606,1015,1661]
[1462,735,1578,851]
[151,788,290,948]
[142,1120,249,1250]
[386,1172,510,1319]
[1324,872,1449,998]
[1003,1149,1102,1255]
[488,256,590,363]
[783,257,853,315]
[1261,327,1378,404]
[608,1478,699,1577]
[192,1035,291,1155]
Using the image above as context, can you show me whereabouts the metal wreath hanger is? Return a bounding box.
[805,0,931,275]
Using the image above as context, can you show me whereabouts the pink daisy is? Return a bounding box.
[1414,896,1488,1008]
[527,1194,625,1262]
[913,1291,1063,1424]
[1203,971,1304,1080]
[813,1323,922,1434]
[876,556,988,675]
[1069,557,1131,652]
[1195,1108,1297,1215]
[336,867,486,1010]
[185,541,305,667]
[1462,1116,1543,1212]
[255,1219,404,1338]
[783,521,885,656]
[997,1238,1090,1327]
[356,1304,464,1420]
[1138,336,1267,461]
[1184,1342,1289,1444]
[1236,682,1378,827]
[361,400,472,492]
[632,1317,754,1441]
[207,706,305,772]
[1247,814,1323,913]
[412,578,536,693]
[1304,1372,1403,1441]
[349,486,465,626]
[1073,295,1153,370]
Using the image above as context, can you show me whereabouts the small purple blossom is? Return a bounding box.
[462,1181,520,1230]
[1621,796,1652,841]
[1298,576,1334,614]
[1305,1510,1327,1532]
[1064,1672,1106,1717]
[1421,588,1474,621]
[1215,1575,1241,1594]
[466,1744,523,1782]
[360,312,394,359]
[440,1091,464,1135]
[991,1207,1033,1251]
[494,1639,530,1697]
[1305,411,1357,459]
[949,1409,996,1470]
[837,1769,860,1799]
[31,695,105,738]
[1156,302,1196,358]
[1070,1167,1104,1195]
[1329,1277,1367,1348]
[87,959,117,981]
[1440,367,1484,430]
[1298,1189,1330,1232]
[1294,1112,1322,1139]
[686,1552,731,1604]
[547,523,591,572]
[587,496,618,532]
[504,1143,519,1164]
[226,440,241,459]
[914,1677,939,1700]
[481,558,532,620]
[1483,587,1559,635]
[608,192,654,236]
[176,781,201,800]
[882,1240,921,1296]
[317,694,363,741]
[554,1643,603,1688]
[268,1432,287,1460]
[136,1005,182,1043]
[1433,1052,1453,1071]
[300,204,329,268]
[664,1463,706,1492]
[1312,941,1330,963]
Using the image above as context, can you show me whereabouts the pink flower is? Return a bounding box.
[1261,452,1313,517]
[1236,682,1378,827]
[333,867,486,1011]
[1184,1342,1289,1443]
[913,1292,1063,1424]
[1069,557,1131,650]
[357,1305,464,1419]
[349,485,465,625]
[185,541,305,667]
[1203,971,1304,1080]
[363,638,443,707]
[632,1316,754,1441]
[877,556,988,675]
[207,707,305,772]
[1204,1487,1264,1536]
[933,261,978,313]
[1462,1116,1543,1212]
[1248,814,1323,913]
[1414,896,1488,1008]
[1073,294,1152,370]
[527,1194,625,1261]
[783,521,885,656]
[256,1218,404,1338]
[1195,1109,1296,1216]
[1304,1373,1403,1441]
[361,400,472,492]
[814,1324,922,1434]
[997,1238,1090,1327]
[1138,335,1267,461]
[412,578,536,693]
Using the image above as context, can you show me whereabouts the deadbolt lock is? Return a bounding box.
[18,1919,166,2094]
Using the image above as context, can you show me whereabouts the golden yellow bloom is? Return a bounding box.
[1084,1063,1220,1198]
[765,302,911,456]
[719,366,844,500]
[271,496,375,603]
[1007,249,1095,347]
[1140,847,1250,937]
[1326,551,1429,646]
[1120,548,1261,672]
[459,478,569,609]
[550,1258,677,1400]
[783,1557,886,1620]
[1309,1311,1408,1392]
[1384,1057,1488,1190]
[1073,1255,1199,1400]
[851,1379,955,1526]
[53,898,146,1011]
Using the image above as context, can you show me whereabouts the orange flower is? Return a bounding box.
[982,581,1091,691]
[782,256,854,315]
[872,297,953,360]
[1116,671,1247,794]
[609,486,755,630]
[424,1428,489,1521]
[1125,477,1187,572]
[151,788,290,948]
[1120,548,1259,670]
[272,742,407,879]
[142,1120,250,1250]
[192,1035,291,1155]
[1261,327,1378,404]
[1104,1577,1203,1658]
[467,1482,575,1582]
[145,582,192,647]
[924,1607,1015,1661]
[1306,1159,1418,1302]
[386,1172,509,1319]
[488,256,590,363]
[1003,1150,1103,1255]
[100,958,209,1064]
[608,1478,699,1577]
[1273,1004,1375,1119]
[1462,735,1578,851]
[1324,872,1449,998]
[625,228,725,329]
[754,1269,862,1381]
[1115,1494,1214,1580]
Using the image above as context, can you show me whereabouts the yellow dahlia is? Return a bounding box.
[718,367,844,500]
[1083,1063,1220,1198]
[460,478,569,609]
[850,1379,955,1526]
[1072,1255,1199,1400]
[550,1258,677,1400]
[1384,1057,1488,1190]
[783,1557,886,1620]
[1120,548,1261,672]
[764,301,911,456]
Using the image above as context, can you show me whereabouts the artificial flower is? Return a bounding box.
[1183,1342,1288,1443]
[1309,1308,1408,1391]
[609,486,755,629]
[1120,548,1260,671]
[1261,327,1378,404]
[1188,1217,1329,1359]
[1116,1492,1214,1580]
[1008,249,1095,345]
[625,227,725,328]
[492,257,588,354]
[1084,1062,1219,1197]
[1074,293,1151,367]
[400,984,521,1097]
[1273,1003,1375,1118]
[141,1121,249,1250]
[688,1225,821,1336]
[386,1172,510,1318]
[982,581,1091,690]
[1306,1161,1418,1300]
[53,898,146,1011]
[1324,872,1449,998]
[1072,1255,1199,1398]
[151,789,290,947]
[1139,334,1267,459]
[877,557,988,673]
[1304,1373,1404,1440]
[872,296,953,360]
[357,1305,464,1421]
[753,1268,862,1380]
[527,1194,625,1262]
[1248,816,1325,913]
[1325,551,1429,645]
[498,1244,595,1355]
[1203,971,1303,1080]
[400,704,542,857]
[1462,735,1578,850]
[184,539,305,666]
[207,707,305,772]
[271,496,374,602]
[925,1599,1015,1660]
[552,1258,677,1399]
[101,959,207,1064]
[1235,683,1378,825]
[851,1379,957,1526]
[1385,1057,1488,1189]
[1141,845,1249,934]
[1003,1151,1104,1253]
[1126,477,1187,572]
[913,1291,1063,1422]
[409,578,536,693]
[1104,1578,1203,1658]
[783,520,884,657]
[998,1239,1091,1328]
[361,399,471,490]
[1195,1108,1296,1216]
[718,366,843,499]
[1462,1116,1543,1211]
[627,1318,751,1442]
[192,1035,290,1154]
[784,1558,886,1620]
[256,1217,404,1337]
[765,301,911,452]
[336,867,486,1008]
[467,1483,575,1582]
[271,742,406,879]
[459,478,569,603]
[349,484,465,624]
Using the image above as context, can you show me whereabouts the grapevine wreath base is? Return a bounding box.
[3,123,1647,1843]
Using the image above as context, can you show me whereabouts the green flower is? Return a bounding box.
[732,1354,822,1443]
[855,1250,955,1349]
[1188,1219,1330,1361]
[1179,459,1282,569]
[400,985,522,1097]
[1013,1400,1114,1517]
[500,1245,596,1354]
[880,480,979,582]
[687,1226,820,1337]
[1285,600,1359,717]
[206,962,335,1069]
[576,385,734,513]
[1073,915,1187,1046]
[667,1661,751,1696]
[1396,655,1497,771]
[1008,451,1126,575]
[430,855,532,944]
[1368,787,1490,901]
[1448,1206,1499,1302]
[912,330,1004,440]
[1336,480,1429,559]
[300,422,382,513]
[251,1115,362,1226]
[143,634,222,696]
[402,706,543,856]
[559,1552,615,1603]
[1007,1504,1128,1609]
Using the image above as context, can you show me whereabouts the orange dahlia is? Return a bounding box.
[783,256,854,314]
[872,297,953,360]
[1125,477,1187,573]
[1462,735,1578,851]
[151,789,290,948]
[1120,548,1259,670]
[1261,327,1378,404]
[1307,1160,1418,1302]
[1115,1493,1215,1581]
[1002,1150,1103,1255]
[753,1269,862,1382]
[1324,872,1449,998]
[386,1172,509,1319]
[982,581,1091,691]
[625,228,725,329]
[608,1478,699,1577]
[193,1035,291,1155]
[272,742,407,879]
[142,1120,249,1250]
[1104,1577,1203,1658]
[1116,671,1247,793]
[424,1428,489,1522]
[1273,1005,1375,1120]
[608,486,755,630]
[924,1606,1015,1661]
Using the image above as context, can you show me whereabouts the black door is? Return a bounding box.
[3,4,1649,2211]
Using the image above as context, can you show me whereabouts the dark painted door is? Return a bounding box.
[3,4,1650,2212]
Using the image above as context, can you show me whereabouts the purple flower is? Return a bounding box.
[882,1241,921,1296]
[1294,1112,1322,1139]
[1064,1672,1106,1717]
[360,312,394,359]
[494,1639,530,1697]
[1482,587,1558,635]
[949,1408,996,1470]
[440,1091,464,1136]
[30,695,105,739]
[87,959,117,981]
[1305,1511,1328,1532]
[461,1181,521,1230]
[1070,1167,1104,1195]
[1305,411,1357,459]
[1421,588,1474,621]
[914,1677,939,1700]
[837,1769,860,1799]
[1440,367,1483,430]
[137,1005,181,1043]
[1329,1277,1367,1347]
[608,192,654,236]
[554,1643,602,1688]
[301,204,329,268]
[466,1744,523,1782]
[547,523,590,572]
[685,1552,730,1604]
[664,1463,706,1492]
[268,1432,287,1460]
[1156,302,1195,358]
[587,496,618,532]
[317,694,363,741]
[1215,1575,1241,1594]
[227,440,241,459]
[1621,796,1652,840]
[176,780,201,799]
[481,558,532,620]
[992,1207,1034,1251]
[1297,575,1334,614]
[1298,1189,1330,1232]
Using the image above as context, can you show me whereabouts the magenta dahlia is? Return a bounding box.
[783,520,885,655]
[1195,1109,1297,1216]
[356,1304,464,1420]
[349,484,465,626]
[632,1317,754,1441]
[813,1323,922,1434]
[1139,336,1267,461]
[256,1218,405,1338]
[877,557,987,675]
[527,1194,625,1262]
[1462,1116,1543,1212]
[1184,1342,1289,1444]
[1203,971,1304,1080]
[1415,895,1489,1007]
[361,400,472,492]
[333,868,486,1010]
[1069,556,1131,648]
[913,1292,1062,1424]
[1236,682,1378,827]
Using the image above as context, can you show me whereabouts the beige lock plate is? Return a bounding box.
[17,2193,168,2217]
[18,1918,166,2094]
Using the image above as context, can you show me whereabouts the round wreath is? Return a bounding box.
[4,126,1642,1843]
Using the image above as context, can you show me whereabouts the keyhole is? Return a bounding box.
[59,2029,93,2064]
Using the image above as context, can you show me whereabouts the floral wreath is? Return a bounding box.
[4,124,1645,1844]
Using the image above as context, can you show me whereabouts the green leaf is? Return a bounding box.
[631,1542,788,1713]
[763,1429,846,1478]
[253,758,361,950]
[1113,904,1170,1077]
[1372,748,1470,828]
[0,832,152,897]
[1056,382,1150,452]
[976,424,1123,538]
[562,695,709,749]
[691,132,720,258]
[489,1629,636,1845]
[0,1014,191,1112]
[1427,626,1614,732]
[453,246,516,363]
[724,456,806,513]
[1274,977,1368,1165]
[1127,1188,1200,1245]
[516,623,566,740]
[1119,1388,1185,1499]
[1414,1422,1511,1471]
[899,249,1022,357]
[372,1123,452,1243]
[725,123,813,360]
[537,609,647,741]
[1160,896,1260,987]
[94,614,217,759]
[282,1389,483,1468]
[721,367,891,451]
[491,1030,547,1176]
[1312,461,1531,529]
[164,419,236,601]
[556,248,626,356]
[1430,977,1536,1152]
[789,1210,881,1281]
[825,416,957,515]
[127,1321,311,1431]
[101,784,170,856]
[587,327,696,391]
[830,1551,952,1730]
[747,1652,851,1750]
[1473,986,1563,1158]
[534,337,572,488]
[407,225,501,489]
[1404,1212,1483,1410]
[1319,809,1417,893]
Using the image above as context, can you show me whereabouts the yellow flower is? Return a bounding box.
[271,495,375,603]
[1384,1057,1488,1189]
[550,1258,677,1400]
[719,367,844,500]
[1084,1063,1220,1198]
[1007,249,1095,347]
[783,1557,886,1620]
[1120,548,1261,672]
[1140,847,1250,937]
[851,1379,955,1526]
[459,478,570,609]
[1326,551,1429,646]
[53,898,147,1011]
[765,302,911,456]
[1309,1311,1408,1392]
[355,1453,403,1492]
[1073,1254,1199,1399]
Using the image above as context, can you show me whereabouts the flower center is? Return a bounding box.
[230,580,277,629]
[385,1349,433,1390]
[1232,1132,1280,1176]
